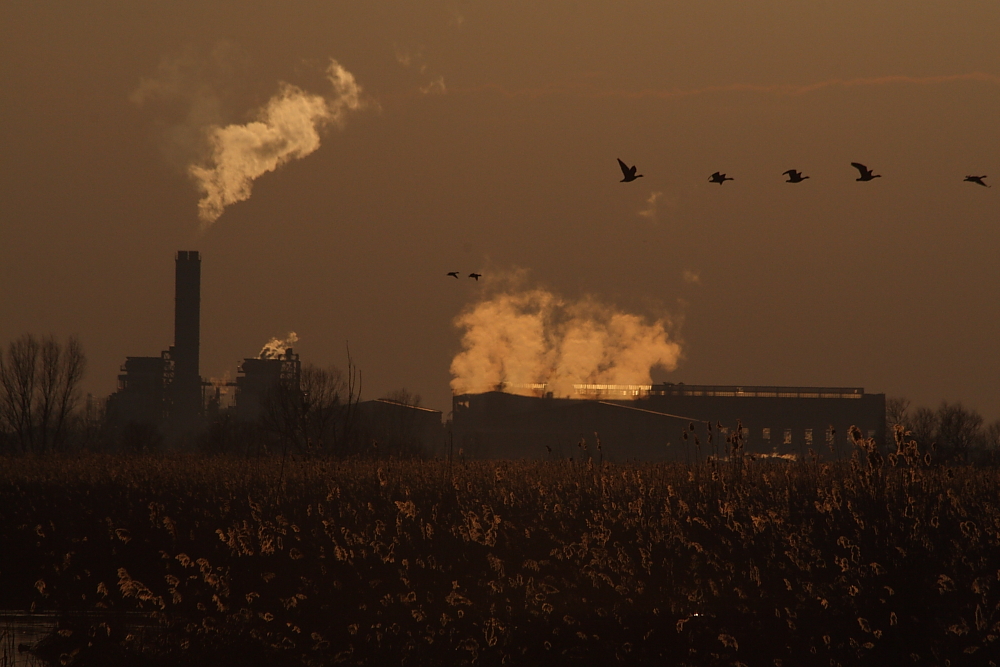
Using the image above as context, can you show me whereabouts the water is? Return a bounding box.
[0,613,53,667]
[0,611,158,667]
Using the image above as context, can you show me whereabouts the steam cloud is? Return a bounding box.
[450,288,681,397]
[188,59,364,230]
[259,332,299,359]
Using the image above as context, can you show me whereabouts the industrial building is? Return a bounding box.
[105,251,444,452]
[106,251,204,441]
[106,252,883,459]
[452,383,885,461]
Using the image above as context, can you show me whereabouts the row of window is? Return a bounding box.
[725,427,876,444]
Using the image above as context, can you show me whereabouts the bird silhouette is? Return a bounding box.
[709,171,734,185]
[783,169,809,183]
[851,162,881,181]
[469,273,482,281]
[617,158,643,182]
[964,175,990,187]
[447,272,460,278]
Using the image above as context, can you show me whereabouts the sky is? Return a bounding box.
[1,1,998,420]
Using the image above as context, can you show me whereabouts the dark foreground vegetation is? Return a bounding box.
[2,428,1000,667]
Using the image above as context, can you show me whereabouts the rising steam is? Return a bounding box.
[188,59,364,230]
[259,332,299,359]
[450,287,681,397]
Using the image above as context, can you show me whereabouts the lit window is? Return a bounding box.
[805,429,813,444]
[783,429,792,445]
[762,428,771,440]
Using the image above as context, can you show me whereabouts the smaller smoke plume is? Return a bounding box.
[450,285,681,397]
[188,59,364,230]
[259,332,299,359]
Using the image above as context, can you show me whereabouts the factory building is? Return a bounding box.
[234,349,302,422]
[452,383,885,461]
[106,251,205,442]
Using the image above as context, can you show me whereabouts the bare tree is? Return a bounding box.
[260,361,362,457]
[0,334,86,453]
[936,402,983,463]
[907,407,938,448]
[984,420,1000,450]
[885,396,910,431]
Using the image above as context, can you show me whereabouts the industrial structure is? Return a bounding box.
[452,383,885,461]
[107,251,204,441]
[106,252,884,459]
[105,251,444,452]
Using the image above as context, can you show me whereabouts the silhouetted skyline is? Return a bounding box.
[1,2,998,419]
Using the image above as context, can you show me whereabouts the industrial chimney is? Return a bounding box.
[170,251,202,429]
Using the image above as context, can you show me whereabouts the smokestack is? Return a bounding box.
[173,251,201,379]
[168,250,202,433]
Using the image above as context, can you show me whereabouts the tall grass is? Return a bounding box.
[1,428,999,666]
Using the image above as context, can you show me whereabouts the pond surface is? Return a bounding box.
[1,611,159,667]
[1,612,53,667]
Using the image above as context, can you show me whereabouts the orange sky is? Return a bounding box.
[1,1,998,418]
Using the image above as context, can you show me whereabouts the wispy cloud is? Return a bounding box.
[396,45,447,95]
[637,190,663,224]
[419,75,447,95]
[453,72,1000,102]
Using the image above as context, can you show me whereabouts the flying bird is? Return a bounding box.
[964,175,990,187]
[617,158,643,182]
[783,169,809,183]
[709,172,734,185]
[447,271,460,278]
[851,162,881,181]
[469,273,482,281]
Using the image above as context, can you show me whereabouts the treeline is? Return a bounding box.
[885,397,1000,464]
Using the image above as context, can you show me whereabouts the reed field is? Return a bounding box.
[2,427,999,666]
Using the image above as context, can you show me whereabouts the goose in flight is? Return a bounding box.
[851,163,881,181]
[783,169,809,183]
[447,272,460,278]
[709,172,734,185]
[964,175,990,187]
[617,158,643,182]
[469,273,482,281]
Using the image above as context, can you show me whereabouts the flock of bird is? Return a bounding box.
[447,160,990,281]
[447,271,481,281]
[617,157,991,187]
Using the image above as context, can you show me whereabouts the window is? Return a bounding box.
[805,429,813,445]
[762,428,771,440]
[783,429,792,445]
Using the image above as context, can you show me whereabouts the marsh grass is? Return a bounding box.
[1,427,999,666]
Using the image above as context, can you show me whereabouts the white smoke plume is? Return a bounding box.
[188,59,364,230]
[259,332,299,359]
[450,287,681,397]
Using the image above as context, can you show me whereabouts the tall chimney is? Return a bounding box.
[173,251,201,379]
[169,250,202,432]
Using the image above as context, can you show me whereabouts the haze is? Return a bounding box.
[2,1,998,418]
